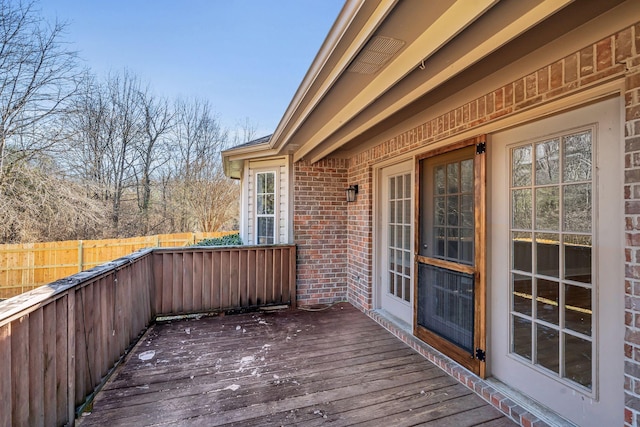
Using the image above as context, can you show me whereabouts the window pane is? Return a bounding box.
[390,196,396,223]
[536,233,559,277]
[404,173,411,198]
[536,279,559,325]
[461,159,474,192]
[404,200,411,224]
[266,173,275,193]
[512,232,532,273]
[403,225,411,250]
[564,334,592,389]
[265,194,274,214]
[403,277,411,302]
[512,145,532,187]
[257,173,265,193]
[563,131,592,183]
[512,316,532,360]
[435,166,445,195]
[564,234,591,284]
[434,197,445,226]
[565,284,592,336]
[434,227,445,257]
[397,175,403,199]
[461,194,474,228]
[447,195,459,226]
[564,183,591,232]
[390,177,396,199]
[535,186,559,230]
[257,217,274,245]
[397,200,403,225]
[513,274,532,316]
[447,227,459,260]
[460,227,474,264]
[257,195,265,214]
[447,162,459,193]
[389,223,395,248]
[512,189,532,229]
[536,324,559,373]
[535,139,559,185]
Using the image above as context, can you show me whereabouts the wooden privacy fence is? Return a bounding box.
[0,231,235,299]
[0,244,296,427]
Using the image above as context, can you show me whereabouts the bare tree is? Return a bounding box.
[0,0,81,183]
[135,88,173,234]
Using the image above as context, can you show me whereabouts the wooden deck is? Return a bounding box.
[77,303,515,426]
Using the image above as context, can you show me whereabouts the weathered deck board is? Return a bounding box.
[76,303,515,426]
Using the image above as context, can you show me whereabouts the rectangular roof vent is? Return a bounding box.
[348,36,405,75]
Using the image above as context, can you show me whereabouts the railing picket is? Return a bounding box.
[28,308,44,427]
[183,252,194,313]
[43,303,57,425]
[172,254,183,314]
[203,251,212,310]
[0,323,11,427]
[161,253,172,314]
[193,252,203,312]
[11,315,29,425]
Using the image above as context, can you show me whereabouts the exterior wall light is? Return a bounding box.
[346,184,359,202]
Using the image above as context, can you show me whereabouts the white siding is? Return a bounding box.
[244,157,290,245]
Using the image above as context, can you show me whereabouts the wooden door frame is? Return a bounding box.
[413,135,487,377]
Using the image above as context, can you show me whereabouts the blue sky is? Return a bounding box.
[39,1,344,138]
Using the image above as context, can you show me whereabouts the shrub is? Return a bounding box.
[194,233,243,246]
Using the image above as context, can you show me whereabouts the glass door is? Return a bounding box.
[416,138,486,376]
[379,161,413,325]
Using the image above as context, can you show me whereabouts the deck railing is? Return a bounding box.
[0,244,296,427]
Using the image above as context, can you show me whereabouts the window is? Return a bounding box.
[509,129,593,390]
[256,172,275,244]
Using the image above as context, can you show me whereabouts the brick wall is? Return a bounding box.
[291,23,640,423]
[293,158,349,305]
[623,24,640,427]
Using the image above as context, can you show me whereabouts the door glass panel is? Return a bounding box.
[565,284,591,336]
[564,334,592,388]
[535,139,560,185]
[536,233,559,277]
[564,184,591,232]
[387,173,412,302]
[512,231,532,273]
[536,279,559,325]
[536,324,559,373]
[512,274,532,316]
[512,316,532,360]
[509,129,594,390]
[535,187,559,230]
[512,189,532,229]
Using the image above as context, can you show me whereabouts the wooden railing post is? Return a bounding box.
[67,290,76,426]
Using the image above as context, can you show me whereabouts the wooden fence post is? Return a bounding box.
[78,241,84,273]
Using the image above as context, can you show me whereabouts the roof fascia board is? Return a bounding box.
[304,0,573,164]
[269,0,398,152]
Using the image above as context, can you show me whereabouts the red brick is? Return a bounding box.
[580,46,594,76]
[550,61,563,89]
[504,83,514,108]
[514,79,525,103]
[596,37,613,71]
[525,73,537,98]
[565,54,578,83]
[617,28,633,63]
[537,67,549,94]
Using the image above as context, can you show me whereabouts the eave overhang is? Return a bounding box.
[225,0,625,173]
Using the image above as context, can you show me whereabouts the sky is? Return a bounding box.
[38,0,345,139]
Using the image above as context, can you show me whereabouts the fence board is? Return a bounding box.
[0,231,235,298]
[43,303,57,425]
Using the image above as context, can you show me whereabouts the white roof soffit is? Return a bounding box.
[268,0,398,154]
[286,0,574,165]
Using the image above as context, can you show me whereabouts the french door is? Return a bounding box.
[489,98,623,426]
[379,161,413,325]
[415,137,486,377]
